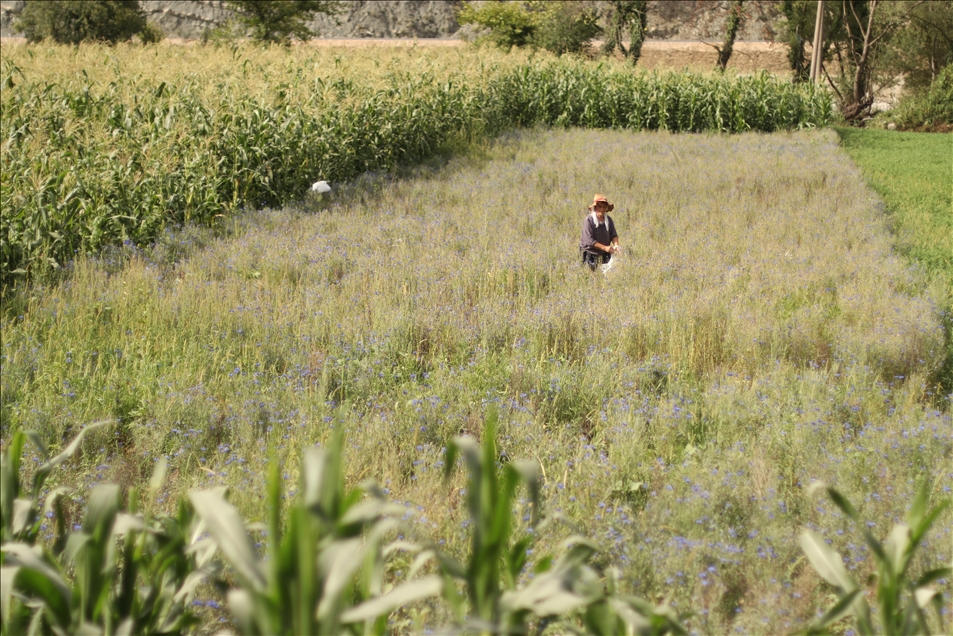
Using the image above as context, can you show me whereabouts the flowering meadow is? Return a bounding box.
[2,123,950,632]
[1,43,831,286]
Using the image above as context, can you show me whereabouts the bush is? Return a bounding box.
[458,1,601,55]
[13,0,152,45]
[890,64,953,132]
[137,20,164,44]
[458,1,538,49]
[531,2,602,56]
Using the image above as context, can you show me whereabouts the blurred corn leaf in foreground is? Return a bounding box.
[800,478,951,636]
[442,406,687,635]
[1,427,215,634]
[191,422,440,635]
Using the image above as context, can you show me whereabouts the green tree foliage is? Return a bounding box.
[776,1,953,120]
[602,0,648,65]
[880,0,953,90]
[891,63,953,130]
[13,0,158,45]
[458,1,601,55]
[779,0,815,82]
[224,0,341,44]
[531,2,602,56]
[458,1,537,49]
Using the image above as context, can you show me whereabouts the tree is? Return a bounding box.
[13,0,158,44]
[224,0,341,45]
[880,0,953,89]
[779,0,815,81]
[828,1,928,119]
[532,2,602,55]
[602,0,649,66]
[458,1,601,56]
[777,1,949,120]
[714,0,747,71]
[458,1,537,49]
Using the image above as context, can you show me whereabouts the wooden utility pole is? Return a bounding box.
[810,0,826,82]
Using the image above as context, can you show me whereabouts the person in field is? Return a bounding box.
[579,193,620,270]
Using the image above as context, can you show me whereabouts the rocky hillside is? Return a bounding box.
[1,1,781,41]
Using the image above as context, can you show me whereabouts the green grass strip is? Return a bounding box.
[835,127,952,291]
[835,126,952,397]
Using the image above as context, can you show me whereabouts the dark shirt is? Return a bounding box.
[579,213,618,255]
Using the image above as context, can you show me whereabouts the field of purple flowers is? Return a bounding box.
[1,127,950,633]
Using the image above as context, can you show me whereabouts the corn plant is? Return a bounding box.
[189,425,442,635]
[1,428,215,635]
[441,407,686,635]
[1,424,103,546]
[800,478,951,635]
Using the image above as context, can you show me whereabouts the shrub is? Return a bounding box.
[530,1,602,56]
[458,1,601,55]
[458,1,538,49]
[137,20,164,44]
[13,0,151,45]
[889,64,953,131]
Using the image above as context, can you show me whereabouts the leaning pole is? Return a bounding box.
[810,0,826,83]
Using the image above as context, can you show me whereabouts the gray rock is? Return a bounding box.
[2,0,782,42]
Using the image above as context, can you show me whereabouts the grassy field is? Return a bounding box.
[835,127,952,296]
[2,124,950,633]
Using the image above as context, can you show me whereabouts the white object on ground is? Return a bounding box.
[311,180,331,193]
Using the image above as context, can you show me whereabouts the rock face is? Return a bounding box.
[1,0,781,41]
[647,0,781,41]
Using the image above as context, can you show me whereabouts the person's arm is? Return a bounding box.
[580,217,597,251]
[609,217,620,251]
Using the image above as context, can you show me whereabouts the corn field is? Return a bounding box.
[0,44,832,286]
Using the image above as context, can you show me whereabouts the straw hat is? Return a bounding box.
[589,194,614,212]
